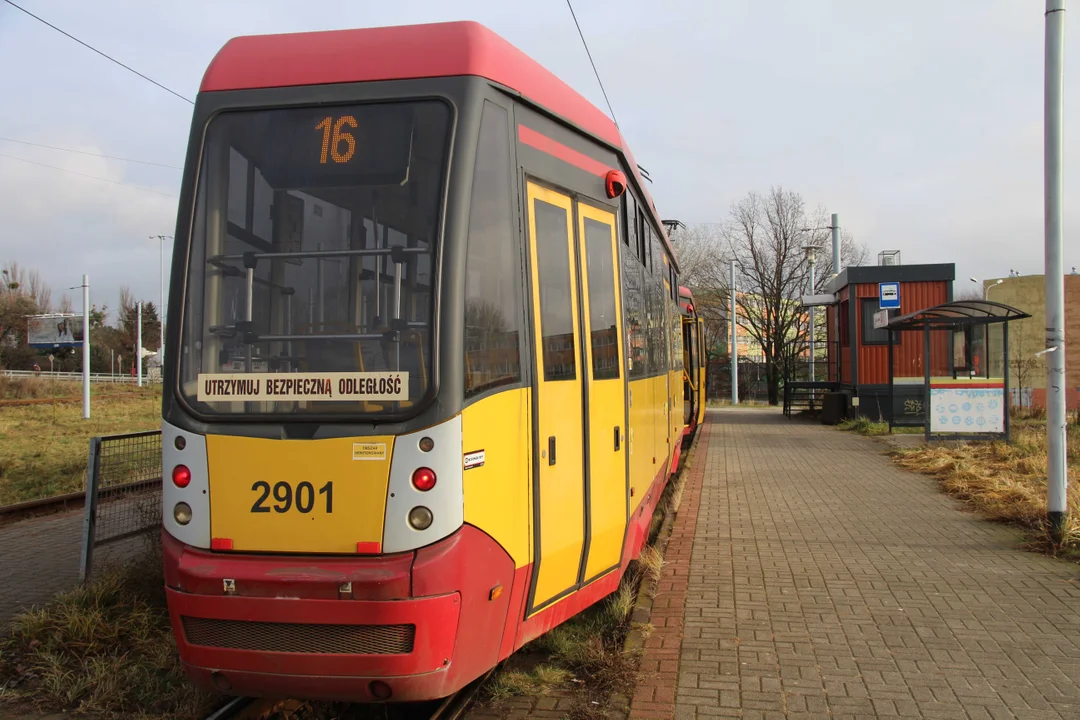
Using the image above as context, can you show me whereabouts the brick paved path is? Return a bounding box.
[0,509,141,627]
[636,407,1080,719]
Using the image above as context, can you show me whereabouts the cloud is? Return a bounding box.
[0,139,178,313]
[0,0,1076,317]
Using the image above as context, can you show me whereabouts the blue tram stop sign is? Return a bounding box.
[879,282,900,310]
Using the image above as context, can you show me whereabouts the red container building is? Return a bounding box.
[820,262,955,422]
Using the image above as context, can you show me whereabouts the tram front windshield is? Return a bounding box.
[178,100,451,417]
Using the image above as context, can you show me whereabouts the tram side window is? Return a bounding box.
[584,217,619,380]
[624,191,637,254]
[464,101,522,399]
[643,231,660,377]
[622,231,646,380]
[651,233,668,375]
[534,200,576,381]
[641,222,655,375]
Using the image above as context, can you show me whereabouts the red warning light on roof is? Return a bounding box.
[605,170,626,199]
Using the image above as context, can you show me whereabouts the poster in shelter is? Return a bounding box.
[930,387,1004,433]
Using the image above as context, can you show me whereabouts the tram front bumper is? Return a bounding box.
[160,524,515,702]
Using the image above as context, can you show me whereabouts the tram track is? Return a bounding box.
[0,491,86,526]
[0,476,160,527]
[203,670,492,720]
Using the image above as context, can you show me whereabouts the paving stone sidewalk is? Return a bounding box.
[633,407,1080,720]
[0,509,142,628]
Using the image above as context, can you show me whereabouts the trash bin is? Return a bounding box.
[821,392,848,425]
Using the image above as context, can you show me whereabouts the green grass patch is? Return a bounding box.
[837,416,890,436]
[0,544,219,719]
[0,379,161,505]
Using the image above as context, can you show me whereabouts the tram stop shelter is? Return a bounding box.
[883,300,1031,442]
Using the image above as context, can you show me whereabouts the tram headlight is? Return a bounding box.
[408,506,433,530]
[173,502,192,526]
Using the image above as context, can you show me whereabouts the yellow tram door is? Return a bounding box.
[577,203,628,582]
[525,182,587,609]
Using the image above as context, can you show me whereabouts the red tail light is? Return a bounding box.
[411,467,436,491]
[172,465,191,488]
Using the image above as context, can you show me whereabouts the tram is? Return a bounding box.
[680,287,707,439]
[160,20,705,702]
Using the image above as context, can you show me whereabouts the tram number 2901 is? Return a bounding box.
[251,481,333,514]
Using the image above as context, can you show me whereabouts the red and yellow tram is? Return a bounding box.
[161,20,704,702]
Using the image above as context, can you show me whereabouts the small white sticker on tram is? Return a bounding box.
[196,372,409,402]
[353,442,387,461]
[463,449,485,470]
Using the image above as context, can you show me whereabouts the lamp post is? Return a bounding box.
[151,234,173,354]
[803,246,818,385]
[969,277,1004,300]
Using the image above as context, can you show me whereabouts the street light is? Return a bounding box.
[803,245,818,385]
[151,235,173,354]
[969,277,1004,300]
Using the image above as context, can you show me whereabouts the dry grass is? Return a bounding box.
[0,376,145,401]
[890,419,1080,550]
[484,666,572,703]
[0,379,160,505]
[0,544,219,719]
[477,559,644,714]
[636,545,666,586]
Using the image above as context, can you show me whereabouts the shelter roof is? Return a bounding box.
[885,300,1031,330]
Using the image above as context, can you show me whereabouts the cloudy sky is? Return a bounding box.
[0,0,1074,316]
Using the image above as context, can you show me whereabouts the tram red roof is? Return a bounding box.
[199,21,673,259]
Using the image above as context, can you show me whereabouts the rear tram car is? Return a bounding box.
[161,21,705,702]
[679,286,707,437]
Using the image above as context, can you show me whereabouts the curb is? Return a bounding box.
[609,427,703,718]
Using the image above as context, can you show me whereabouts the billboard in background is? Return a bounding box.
[27,314,83,348]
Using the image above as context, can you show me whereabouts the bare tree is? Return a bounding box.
[1009,318,1040,406]
[670,224,731,399]
[0,262,52,368]
[26,269,51,312]
[1,262,52,311]
[118,286,135,319]
[722,186,867,405]
[954,288,985,302]
[669,197,867,404]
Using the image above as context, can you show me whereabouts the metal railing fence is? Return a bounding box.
[3,369,161,384]
[79,430,162,581]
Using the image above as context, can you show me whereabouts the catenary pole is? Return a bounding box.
[82,274,90,419]
[731,260,738,405]
[831,213,841,276]
[1044,0,1067,543]
[137,301,143,387]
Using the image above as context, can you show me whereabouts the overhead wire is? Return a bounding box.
[565,0,619,129]
[0,152,176,197]
[0,137,182,169]
[1,0,194,105]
